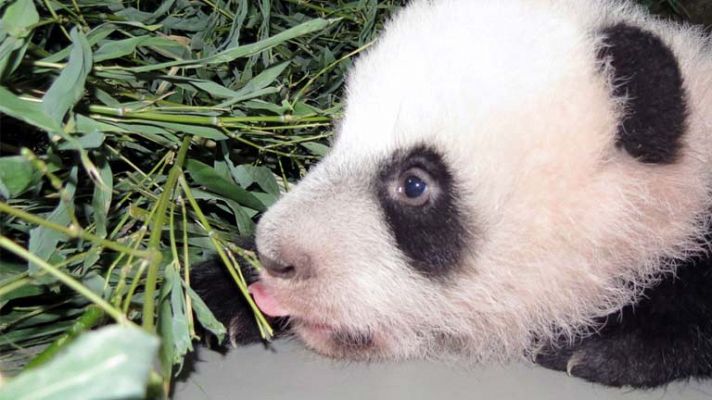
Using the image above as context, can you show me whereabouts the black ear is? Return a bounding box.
[597,23,688,164]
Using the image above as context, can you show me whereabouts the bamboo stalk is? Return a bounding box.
[88,104,330,125]
[141,136,192,332]
[0,237,129,325]
[0,202,149,258]
[23,306,105,370]
[178,175,273,338]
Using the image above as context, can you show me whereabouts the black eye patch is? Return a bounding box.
[375,145,470,279]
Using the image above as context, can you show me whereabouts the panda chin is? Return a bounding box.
[294,319,380,360]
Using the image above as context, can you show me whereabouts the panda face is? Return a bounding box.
[253,0,712,361]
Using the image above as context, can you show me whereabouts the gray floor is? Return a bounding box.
[173,341,712,400]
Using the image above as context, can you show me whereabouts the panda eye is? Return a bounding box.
[394,168,434,207]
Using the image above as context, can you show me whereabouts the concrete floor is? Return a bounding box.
[173,341,712,400]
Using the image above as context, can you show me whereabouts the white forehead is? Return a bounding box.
[333,0,612,160]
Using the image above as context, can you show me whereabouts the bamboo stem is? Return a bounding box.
[178,176,273,338]
[0,202,149,258]
[23,306,105,370]
[88,104,330,125]
[141,136,192,332]
[0,236,129,325]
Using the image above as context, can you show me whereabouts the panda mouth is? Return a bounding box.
[248,281,375,352]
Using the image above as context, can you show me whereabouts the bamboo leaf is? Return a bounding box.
[185,159,266,211]
[0,326,159,400]
[42,27,93,124]
[127,18,335,73]
[231,165,280,197]
[0,86,62,133]
[218,61,290,107]
[93,35,150,62]
[0,156,41,198]
[184,283,226,343]
[27,167,77,280]
[164,264,191,372]
[40,25,114,64]
[301,141,330,156]
[0,0,39,39]
[90,155,112,238]
[56,131,105,150]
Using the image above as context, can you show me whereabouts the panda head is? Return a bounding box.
[251,0,712,361]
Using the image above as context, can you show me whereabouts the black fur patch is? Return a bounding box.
[536,250,712,388]
[598,23,688,164]
[376,145,469,278]
[190,238,288,345]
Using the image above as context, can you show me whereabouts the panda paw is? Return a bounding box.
[534,334,672,388]
[190,255,288,347]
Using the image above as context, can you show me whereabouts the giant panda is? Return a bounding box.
[192,0,712,389]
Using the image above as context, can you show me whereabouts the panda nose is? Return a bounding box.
[260,254,298,279]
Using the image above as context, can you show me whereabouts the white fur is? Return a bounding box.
[256,0,712,361]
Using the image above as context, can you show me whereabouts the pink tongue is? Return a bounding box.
[248,282,289,317]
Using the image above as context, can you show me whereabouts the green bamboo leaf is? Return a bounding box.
[93,35,150,62]
[56,131,105,150]
[42,27,93,124]
[40,24,114,63]
[301,141,330,156]
[190,189,257,235]
[127,18,335,73]
[185,159,266,211]
[0,326,159,400]
[90,155,112,238]
[27,167,77,280]
[163,264,191,372]
[184,283,226,343]
[218,61,289,107]
[0,0,39,38]
[231,165,280,197]
[0,261,42,307]
[0,156,41,198]
[236,61,289,96]
[0,86,62,133]
[167,76,245,99]
[118,119,227,141]
[0,282,43,306]
[157,277,175,382]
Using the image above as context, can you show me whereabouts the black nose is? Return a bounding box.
[260,254,297,279]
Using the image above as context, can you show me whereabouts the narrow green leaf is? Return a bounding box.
[27,167,77,279]
[1,0,39,38]
[127,18,335,73]
[184,283,226,343]
[218,61,289,107]
[56,131,105,150]
[42,27,93,124]
[231,165,280,197]
[93,35,150,62]
[40,24,114,63]
[119,119,228,141]
[301,141,330,156]
[90,155,112,238]
[185,159,266,211]
[0,156,41,198]
[165,264,191,372]
[0,86,62,133]
[0,326,159,400]
[157,278,175,383]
